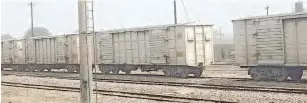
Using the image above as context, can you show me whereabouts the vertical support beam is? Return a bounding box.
[265,5,269,16]
[29,1,34,37]
[78,0,93,103]
[173,0,177,24]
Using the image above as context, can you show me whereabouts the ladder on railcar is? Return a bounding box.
[85,1,99,103]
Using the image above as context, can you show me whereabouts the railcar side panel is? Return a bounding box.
[256,17,284,65]
[55,35,67,64]
[174,25,187,65]
[97,33,113,64]
[233,20,248,66]
[284,17,307,66]
[1,41,12,64]
[185,25,214,66]
[25,38,36,64]
[149,29,167,64]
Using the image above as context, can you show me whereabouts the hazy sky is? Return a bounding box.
[1,0,306,38]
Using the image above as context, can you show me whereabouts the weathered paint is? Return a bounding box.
[96,24,214,66]
[233,12,307,67]
[1,24,214,67]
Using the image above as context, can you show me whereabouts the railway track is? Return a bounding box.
[1,70,248,80]
[3,71,307,95]
[1,82,235,103]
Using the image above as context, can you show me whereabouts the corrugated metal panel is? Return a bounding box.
[234,12,307,67]
[296,18,307,66]
[138,31,148,64]
[174,26,187,65]
[12,40,25,64]
[256,17,284,65]
[233,20,248,66]
[33,37,56,64]
[56,35,66,63]
[66,35,80,64]
[95,24,211,66]
[166,27,176,64]
[203,25,214,65]
[35,39,42,64]
[50,38,56,64]
[131,31,139,64]
[150,29,167,64]
[97,33,113,64]
[195,26,205,65]
[1,40,25,64]
[245,20,258,65]
[25,38,36,63]
[119,32,126,63]
[185,26,196,65]
[125,31,133,64]
[284,17,307,66]
[1,41,12,63]
[113,33,120,63]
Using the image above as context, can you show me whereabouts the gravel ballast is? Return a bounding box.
[1,86,168,103]
[2,75,307,103]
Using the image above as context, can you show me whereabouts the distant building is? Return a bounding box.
[213,44,235,64]
[295,1,304,13]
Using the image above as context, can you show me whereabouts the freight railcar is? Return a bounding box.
[95,24,214,77]
[1,23,214,78]
[1,34,85,72]
[233,12,307,81]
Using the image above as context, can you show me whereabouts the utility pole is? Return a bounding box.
[174,0,177,24]
[29,1,34,37]
[78,0,93,103]
[219,26,222,40]
[265,5,269,15]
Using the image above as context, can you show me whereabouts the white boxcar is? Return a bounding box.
[233,12,307,81]
[1,23,213,78]
[95,24,213,77]
[1,35,82,72]
[1,39,25,65]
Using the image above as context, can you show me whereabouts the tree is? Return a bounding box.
[24,27,52,38]
[1,34,14,40]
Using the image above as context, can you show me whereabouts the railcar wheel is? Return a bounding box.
[47,68,52,72]
[193,68,203,78]
[251,74,261,81]
[290,75,301,81]
[111,69,119,75]
[12,66,18,71]
[39,68,45,72]
[29,68,36,72]
[193,72,202,78]
[100,68,110,74]
[170,68,178,77]
[163,70,171,77]
[103,70,110,75]
[76,69,80,73]
[276,75,288,82]
[290,72,303,81]
[124,70,131,74]
[290,68,303,81]
[179,71,189,78]
[67,68,74,73]
[18,68,25,71]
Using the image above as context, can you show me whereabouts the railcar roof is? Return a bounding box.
[232,12,307,21]
[103,23,214,33]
